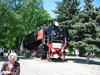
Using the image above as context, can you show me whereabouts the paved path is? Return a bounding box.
[19,57,100,75]
[0,53,100,75]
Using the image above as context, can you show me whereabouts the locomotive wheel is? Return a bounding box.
[40,55,44,60]
[47,52,52,61]
[40,56,43,60]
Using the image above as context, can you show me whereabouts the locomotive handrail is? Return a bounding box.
[65,37,66,45]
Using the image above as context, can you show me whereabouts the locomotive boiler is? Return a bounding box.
[23,21,67,60]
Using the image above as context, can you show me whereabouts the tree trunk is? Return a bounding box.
[20,38,24,56]
[86,52,91,64]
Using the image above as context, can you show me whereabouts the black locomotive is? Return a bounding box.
[23,21,67,60]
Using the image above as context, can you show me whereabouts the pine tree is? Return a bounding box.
[71,0,100,63]
[53,0,80,28]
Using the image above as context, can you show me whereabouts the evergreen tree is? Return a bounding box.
[71,0,100,63]
[53,0,80,28]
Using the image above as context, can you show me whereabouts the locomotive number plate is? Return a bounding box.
[53,43,61,48]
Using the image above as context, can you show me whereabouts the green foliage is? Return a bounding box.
[0,0,51,49]
[70,0,100,56]
[53,0,81,28]
[65,53,69,56]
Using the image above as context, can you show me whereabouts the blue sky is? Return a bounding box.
[42,0,100,18]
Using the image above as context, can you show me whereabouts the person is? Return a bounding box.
[0,48,4,57]
[1,53,20,75]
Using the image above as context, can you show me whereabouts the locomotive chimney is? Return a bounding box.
[49,20,53,25]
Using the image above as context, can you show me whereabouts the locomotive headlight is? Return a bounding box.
[52,49,55,52]
[55,22,59,26]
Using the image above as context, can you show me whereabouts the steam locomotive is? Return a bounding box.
[23,21,67,60]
